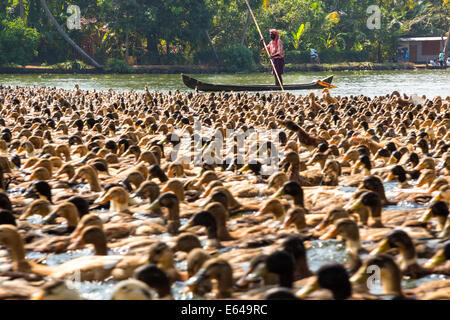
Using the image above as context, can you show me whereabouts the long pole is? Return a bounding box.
[244,0,284,91]
[40,0,103,69]
[443,26,450,60]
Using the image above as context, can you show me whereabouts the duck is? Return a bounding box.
[350,254,405,298]
[30,280,84,300]
[423,240,450,270]
[69,165,102,192]
[357,175,393,206]
[385,165,413,188]
[419,200,448,233]
[94,186,130,213]
[186,258,234,298]
[282,207,309,232]
[296,263,354,300]
[148,192,180,234]
[277,120,326,149]
[370,229,450,278]
[147,241,187,283]
[133,264,173,299]
[0,225,148,281]
[110,279,155,300]
[346,191,383,227]
[319,218,369,274]
[352,155,372,175]
[272,181,304,207]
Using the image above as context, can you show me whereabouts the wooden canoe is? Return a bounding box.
[425,65,448,70]
[181,74,334,92]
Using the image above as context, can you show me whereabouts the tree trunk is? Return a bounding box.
[240,10,251,46]
[443,26,450,59]
[377,0,382,63]
[204,30,219,64]
[39,0,103,69]
[125,31,129,58]
[19,0,25,20]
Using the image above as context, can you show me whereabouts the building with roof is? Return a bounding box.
[398,36,447,64]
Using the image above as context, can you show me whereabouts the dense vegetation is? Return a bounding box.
[0,0,448,70]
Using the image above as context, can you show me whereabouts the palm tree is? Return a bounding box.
[240,10,251,45]
[39,0,103,69]
[19,0,24,20]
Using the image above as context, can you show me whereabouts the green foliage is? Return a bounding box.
[219,46,255,72]
[0,18,40,66]
[318,48,369,63]
[285,50,310,64]
[52,60,88,71]
[159,53,189,65]
[194,46,255,72]
[106,58,133,73]
[291,23,306,50]
[1,0,449,66]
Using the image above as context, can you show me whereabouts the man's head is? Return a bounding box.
[270,29,278,41]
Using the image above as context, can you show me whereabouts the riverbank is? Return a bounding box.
[0,62,421,75]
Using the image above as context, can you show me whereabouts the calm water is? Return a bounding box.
[0,70,449,97]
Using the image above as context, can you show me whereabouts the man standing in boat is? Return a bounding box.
[261,29,285,86]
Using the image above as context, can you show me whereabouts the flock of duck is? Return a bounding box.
[0,83,449,300]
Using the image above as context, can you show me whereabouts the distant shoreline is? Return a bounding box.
[0,62,436,75]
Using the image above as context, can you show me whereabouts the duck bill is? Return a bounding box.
[161,184,171,193]
[235,276,250,288]
[148,200,161,211]
[370,238,391,255]
[167,168,175,178]
[23,188,37,199]
[346,198,364,212]
[385,172,395,183]
[315,218,330,231]
[319,225,338,240]
[67,237,85,251]
[238,164,251,173]
[352,161,362,171]
[70,225,84,239]
[94,193,110,205]
[31,291,45,300]
[43,211,59,224]
[340,155,349,165]
[296,278,320,299]
[387,156,397,165]
[128,197,139,206]
[186,270,208,292]
[122,150,132,157]
[179,219,194,232]
[431,194,443,203]
[199,196,212,208]
[427,184,439,193]
[68,173,80,185]
[129,192,139,199]
[418,208,433,223]
[415,177,426,188]
[283,216,294,229]
[272,187,284,199]
[423,250,446,268]
[439,223,449,238]
[245,263,268,282]
[159,136,169,145]
[201,187,213,198]
[254,207,267,217]
[350,265,368,285]
[19,210,32,221]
